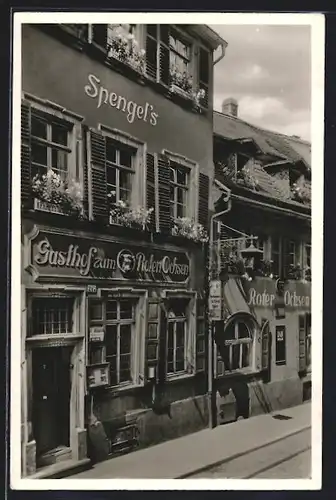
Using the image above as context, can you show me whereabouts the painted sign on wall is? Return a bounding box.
[85,73,159,125]
[245,278,311,310]
[26,229,190,283]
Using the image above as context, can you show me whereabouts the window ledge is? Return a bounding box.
[102,382,144,397]
[166,372,195,383]
[215,368,261,380]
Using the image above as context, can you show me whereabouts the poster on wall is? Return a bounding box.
[275,325,286,365]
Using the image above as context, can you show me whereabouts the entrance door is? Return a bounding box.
[32,347,72,458]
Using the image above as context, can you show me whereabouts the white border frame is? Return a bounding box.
[11,12,324,491]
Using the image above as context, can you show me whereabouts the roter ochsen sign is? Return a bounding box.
[246,279,311,309]
[27,230,190,283]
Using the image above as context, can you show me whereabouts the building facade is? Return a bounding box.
[211,102,311,424]
[20,23,226,477]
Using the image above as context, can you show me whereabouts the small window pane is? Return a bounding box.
[106,301,118,320]
[52,149,68,174]
[52,123,68,146]
[105,325,117,356]
[106,141,117,163]
[31,116,47,139]
[32,143,48,166]
[120,325,132,354]
[237,322,250,339]
[177,169,187,186]
[148,323,158,339]
[119,149,133,168]
[242,343,250,368]
[120,300,133,320]
[107,165,117,185]
[232,344,240,370]
[176,322,185,347]
[167,323,174,348]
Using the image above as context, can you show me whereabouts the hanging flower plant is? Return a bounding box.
[106,25,146,74]
[169,65,193,93]
[109,196,154,230]
[291,176,311,205]
[236,166,259,190]
[256,259,274,278]
[32,170,84,217]
[172,217,208,243]
[286,263,302,280]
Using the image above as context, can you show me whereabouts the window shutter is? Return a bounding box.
[195,296,206,373]
[260,318,270,372]
[21,100,32,208]
[89,129,108,223]
[145,25,158,80]
[145,298,161,383]
[146,152,158,232]
[82,125,89,218]
[298,314,307,373]
[158,25,170,86]
[199,47,210,108]
[157,153,172,234]
[198,172,209,229]
[158,303,168,384]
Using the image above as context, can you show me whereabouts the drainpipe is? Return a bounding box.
[213,42,227,66]
[207,190,232,429]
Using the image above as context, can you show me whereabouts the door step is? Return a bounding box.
[28,457,92,479]
[37,445,72,468]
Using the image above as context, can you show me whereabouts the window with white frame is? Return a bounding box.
[31,112,73,181]
[167,298,189,374]
[106,138,136,205]
[215,318,254,374]
[169,28,192,91]
[169,161,189,218]
[88,296,144,388]
[30,297,75,336]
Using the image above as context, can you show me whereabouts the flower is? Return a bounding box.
[172,217,208,243]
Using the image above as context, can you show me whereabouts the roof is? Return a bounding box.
[213,110,311,169]
[185,25,228,51]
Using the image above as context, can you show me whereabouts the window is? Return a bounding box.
[169,162,189,218]
[31,297,74,336]
[106,138,136,205]
[91,24,137,49]
[167,299,189,374]
[286,240,296,267]
[271,236,281,277]
[31,113,72,181]
[169,29,192,91]
[88,294,145,388]
[219,320,253,372]
[303,243,311,280]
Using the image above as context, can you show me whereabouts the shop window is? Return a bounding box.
[106,139,136,210]
[31,297,74,336]
[169,161,189,219]
[88,295,144,388]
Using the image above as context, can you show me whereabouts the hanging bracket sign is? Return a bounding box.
[209,279,222,321]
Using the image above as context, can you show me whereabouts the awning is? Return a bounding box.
[222,276,252,318]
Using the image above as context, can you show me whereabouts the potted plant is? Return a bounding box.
[291,176,311,205]
[172,217,208,243]
[106,25,146,74]
[109,197,154,230]
[32,169,84,217]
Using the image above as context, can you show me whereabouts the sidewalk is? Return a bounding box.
[68,402,311,480]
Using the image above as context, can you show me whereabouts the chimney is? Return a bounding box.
[222,97,238,117]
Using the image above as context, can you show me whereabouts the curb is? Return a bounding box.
[175,425,311,479]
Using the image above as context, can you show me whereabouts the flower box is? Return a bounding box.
[170,84,193,101]
[34,198,68,216]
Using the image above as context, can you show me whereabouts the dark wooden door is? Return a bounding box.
[32,347,72,456]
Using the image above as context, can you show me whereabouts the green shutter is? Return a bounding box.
[158,25,170,86]
[198,47,210,108]
[89,129,108,223]
[145,25,158,80]
[21,100,32,208]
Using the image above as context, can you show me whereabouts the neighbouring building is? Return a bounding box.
[20,23,227,477]
[211,100,311,424]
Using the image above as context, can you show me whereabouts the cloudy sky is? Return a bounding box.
[211,25,311,141]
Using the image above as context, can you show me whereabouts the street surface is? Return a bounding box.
[190,428,311,479]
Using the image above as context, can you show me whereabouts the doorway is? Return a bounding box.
[32,346,72,463]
